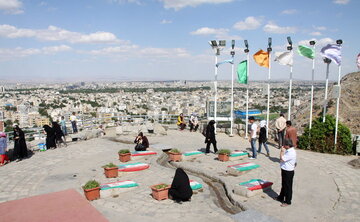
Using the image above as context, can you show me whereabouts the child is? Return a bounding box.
[258,120,270,157]
[0,132,10,166]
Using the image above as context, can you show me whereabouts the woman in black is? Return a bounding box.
[43,125,56,149]
[13,125,28,160]
[52,122,66,147]
[169,168,192,202]
[205,120,218,154]
[134,132,149,151]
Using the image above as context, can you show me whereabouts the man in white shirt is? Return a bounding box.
[275,138,297,207]
[248,116,258,159]
[70,112,78,133]
[275,113,287,148]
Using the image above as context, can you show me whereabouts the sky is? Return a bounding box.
[0,0,359,82]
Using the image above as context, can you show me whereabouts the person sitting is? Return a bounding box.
[134,132,149,151]
[177,113,186,130]
[169,168,193,203]
[189,113,199,132]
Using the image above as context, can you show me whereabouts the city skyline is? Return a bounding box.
[0,0,359,82]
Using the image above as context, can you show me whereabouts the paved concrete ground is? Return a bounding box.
[0,128,358,222]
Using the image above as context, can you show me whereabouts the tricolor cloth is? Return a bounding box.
[239,179,273,191]
[131,151,157,156]
[253,50,269,68]
[297,45,315,59]
[228,162,260,171]
[189,180,203,190]
[274,51,293,66]
[100,180,139,190]
[118,162,150,172]
[183,151,203,156]
[321,44,342,65]
[229,151,248,157]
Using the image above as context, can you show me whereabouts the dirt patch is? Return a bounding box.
[348,158,360,169]
[107,137,133,144]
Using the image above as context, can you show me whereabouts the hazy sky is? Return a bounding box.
[0,0,359,82]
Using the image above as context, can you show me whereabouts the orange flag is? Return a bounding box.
[253,50,269,68]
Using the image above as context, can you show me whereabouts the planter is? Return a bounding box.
[104,167,119,178]
[150,184,170,200]
[168,152,182,162]
[119,153,131,162]
[83,187,100,201]
[218,153,229,162]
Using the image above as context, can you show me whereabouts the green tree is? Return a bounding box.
[298,115,352,155]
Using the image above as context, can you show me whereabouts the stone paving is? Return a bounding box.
[0,128,359,222]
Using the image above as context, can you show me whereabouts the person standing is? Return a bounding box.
[189,113,199,132]
[248,116,258,159]
[275,138,297,207]
[0,132,10,166]
[275,113,287,148]
[177,113,186,130]
[205,120,218,154]
[43,125,56,149]
[60,116,67,135]
[70,112,78,133]
[285,121,298,148]
[52,122,67,147]
[258,120,270,157]
[13,125,28,160]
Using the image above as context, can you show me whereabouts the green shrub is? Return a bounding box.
[153,184,169,189]
[298,115,352,155]
[102,163,117,168]
[118,149,130,154]
[218,149,231,155]
[83,180,100,190]
[170,148,181,153]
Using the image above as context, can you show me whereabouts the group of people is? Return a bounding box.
[177,113,199,132]
[43,122,67,150]
[0,125,29,165]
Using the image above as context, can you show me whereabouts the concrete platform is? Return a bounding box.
[0,189,108,222]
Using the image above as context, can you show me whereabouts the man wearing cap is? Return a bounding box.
[275,113,287,148]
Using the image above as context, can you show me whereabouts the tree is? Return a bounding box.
[298,115,352,155]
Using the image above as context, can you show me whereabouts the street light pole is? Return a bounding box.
[244,40,250,139]
[334,39,343,146]
[287,36,293,121]
[266,38,272,137]
[309,40,316,130]
[323,58,331,122]
[230,40,235,137]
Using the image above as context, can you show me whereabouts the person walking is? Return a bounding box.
[248,116,258,159]
[0,132,10,166]
[70,112,78,133]
[258,120,270,157]
[205,120,218,154]
[285,121,298,148]
[60,116,67,135]
[275,113,287,148]
[13,125,28,160]
[275,138,297,207]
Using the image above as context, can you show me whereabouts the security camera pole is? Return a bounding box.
[266,37,272,137]
[334,39,343,145]
[287,36,293,120]
[322,57,331,122]
[244,40,250,139]
[309,40,316,130]
[230,40,235,137]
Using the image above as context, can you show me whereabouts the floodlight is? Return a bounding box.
[287,36,292,45]
[309,40,316,45]
[244,40,249,48]
[210,40,217,47]
[219,40,226,47]
[323,58,332,64]
[336,39,343,45]
[231,51,235,56]
[231,40,235,49]
[268,37,272,47]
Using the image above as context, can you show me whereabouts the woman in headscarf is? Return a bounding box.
[134,132,149,151]
[43,125,56,149]
[258,120,270,157]
[52,122,66,147]
[176,113,186,130]
[169,168,193,202]
[13,125,28,160]
[0,132,10,165]
[205,120,218,154]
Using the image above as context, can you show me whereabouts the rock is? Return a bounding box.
[154,123,167,135]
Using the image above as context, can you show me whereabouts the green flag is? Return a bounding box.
[297,45,315,59]
[237,60,247,84]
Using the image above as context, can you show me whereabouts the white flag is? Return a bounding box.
[321,44,341,65]
[274,51,293,66]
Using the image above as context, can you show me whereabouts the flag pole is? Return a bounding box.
[266,38,272,137]
[230,40,235,137]
[309,41,316,130]
[334,40,343,146]
[214,52,218,134]
[244,40,250,139]
[323,58,331,122]
[287,37,293,120]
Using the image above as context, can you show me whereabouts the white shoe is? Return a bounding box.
[249,157,256,160]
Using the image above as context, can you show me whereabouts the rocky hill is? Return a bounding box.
[290,71,360,135]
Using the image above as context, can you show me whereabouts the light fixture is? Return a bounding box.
[323,58,332,64]
[244,40,249,53]
[267,37,272,52]
[336,39,343,45]
[309,40,316,45]
[219,40,226,47]
[287,36,293,50]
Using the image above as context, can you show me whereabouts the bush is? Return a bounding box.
[218,149,231,155]
[83,180,100,190]
[118,149,130,154]
[102,163,117,168]
[170,148,181,153]
[298,115,352,155]
[153,184,169,190]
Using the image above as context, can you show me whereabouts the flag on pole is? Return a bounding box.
[297,45,315,59]
[321,44,342,65]
[274,51,293,66]
[357,53,360,69]
[216,58,233,67]
[237,60,248,84]
[253,50,269,68]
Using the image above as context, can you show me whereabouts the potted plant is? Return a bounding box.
[102,163,118,178]
[168,148,182,162]
[218,149,231,162]
[118,149,131,162]
[150,183,170,200]
[83,180,100,201]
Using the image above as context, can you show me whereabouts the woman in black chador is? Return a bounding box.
[43,125,56,149]
[52,122,66,147]
[13,125,28,160]
[169,168,193,202]
[205,120,218,154]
